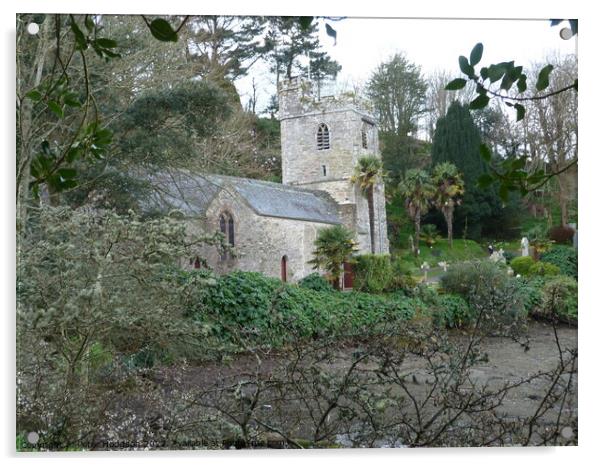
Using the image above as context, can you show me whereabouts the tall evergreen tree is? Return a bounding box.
[430,102,500,239]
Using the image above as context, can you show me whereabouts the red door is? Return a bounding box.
[343,262,354,289]
[281,256,288,282]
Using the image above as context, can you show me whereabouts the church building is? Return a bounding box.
[149,77,389,286]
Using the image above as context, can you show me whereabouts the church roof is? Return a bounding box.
[144,170,342,225]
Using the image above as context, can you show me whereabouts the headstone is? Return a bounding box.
[521,237,529,257]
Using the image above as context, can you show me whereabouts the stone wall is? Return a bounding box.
[278,77,389,255]
[188,185,335,282]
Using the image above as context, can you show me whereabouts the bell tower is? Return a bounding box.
[277,77,389,254]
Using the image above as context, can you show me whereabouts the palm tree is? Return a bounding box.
[398,169,434,256]
[431,162,464,247]
[309,225,358,290]
[351,156,385,254]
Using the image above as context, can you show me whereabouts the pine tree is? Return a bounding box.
[431,102,500,239]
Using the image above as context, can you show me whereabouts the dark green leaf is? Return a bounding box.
[500,73,514,91]
[479,144,492,162]
[149,18,178,42]
[469,93,489,110]
[57,167,77,179]
[25,90,42,101]
[480,67,489,80]
[469,43,483,66]
[299,16,313,30]
[517,75,527,93]
[515,103,525,121]
[478,174,493,188]
[85,15,95,32]
[64,94,82,108]
[458,55,474,77]
[47,100,64,118]
[95,38,118,48]
[325,23,337,45]
[70,19,87,50]
[499,184,509,202]
[445,78,467,90]
[569,19,578,35]
[536,64,554,91]
[487,64,505,83]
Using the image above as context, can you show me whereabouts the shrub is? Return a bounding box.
[540,276,578,322]
[540,246,578,279]
[192,271,421,345]
[503,250,518,263]
[548,225,575,244]
[387,257,419,293]
[510,256,535,276]
[434,294,475,328]
[441,260,509,299]
[353,254,393,293]
[527,261,560,277]
[299,272,333,292]
[513,277,545,315]
[440,260,527,333]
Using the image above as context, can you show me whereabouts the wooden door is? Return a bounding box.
[343,262,354,289]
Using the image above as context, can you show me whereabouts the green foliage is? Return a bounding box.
[430,102,503,239]
[449,42,578,197]
[367,53,428,137]
[309,225,358,289]
[441,260,509,299]
[527,261,560,277]
[191,271,420,344]
[540,276,578,321]
[419,224,440,247]
[440,260,528,332]
[510,256,535,276]
[513,277,545,315]
[147,18,178,42]
[298,272,332,292]
[540,246,578,279]
[434,294,475,328]
[353,254,393,293]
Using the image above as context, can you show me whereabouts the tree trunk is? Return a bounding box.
[444,206,454,247]
[414,212,421,257]
[367,186,375,254]
[557,175,569,226]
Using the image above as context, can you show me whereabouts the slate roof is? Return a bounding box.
[144,170,342,225]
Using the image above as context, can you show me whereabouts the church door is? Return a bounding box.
[281,255,288,282]
[343,262,354,290]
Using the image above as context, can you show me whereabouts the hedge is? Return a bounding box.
[190,271,421,346]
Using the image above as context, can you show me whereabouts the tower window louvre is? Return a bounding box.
[317,123,330,150]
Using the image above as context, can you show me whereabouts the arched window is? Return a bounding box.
[281,255,288,282]
[361,127,368,149]
[219,211,235,261]
[317,123,330,151]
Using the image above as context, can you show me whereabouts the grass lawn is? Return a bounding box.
[395,238,488,274]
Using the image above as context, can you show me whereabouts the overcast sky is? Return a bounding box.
[236,17,577,114]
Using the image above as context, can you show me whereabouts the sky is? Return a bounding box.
[235,17,577,115]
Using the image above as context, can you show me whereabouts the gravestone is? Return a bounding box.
[521,237,530,257]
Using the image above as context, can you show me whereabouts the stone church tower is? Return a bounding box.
[278,77,389,254]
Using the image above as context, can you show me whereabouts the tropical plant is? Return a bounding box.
[351,156,385,253]
[309,225,358,290]
[431,162,464,246]
[398,169,434,255]
[419,224,440,248]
